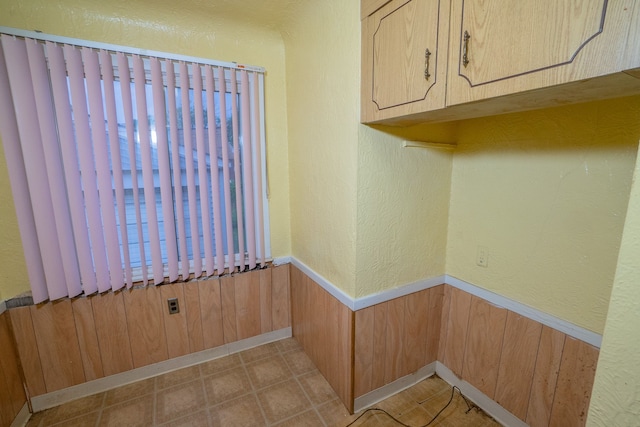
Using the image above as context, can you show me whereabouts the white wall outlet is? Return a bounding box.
[476,246,488,268]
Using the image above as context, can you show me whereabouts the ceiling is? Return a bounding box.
[127,0,305,31]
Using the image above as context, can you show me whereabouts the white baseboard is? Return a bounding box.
[30,327,292,413]
[353,360,528,427]
[445,275,601,348]
[288,257,357,310]
[435,362,528,427]
[0,300,6,315]
[10,402,30,427]
[353,362,437,413]
[282,257,601,348]
[287,256,445,311]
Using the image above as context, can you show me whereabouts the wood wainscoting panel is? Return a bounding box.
[0,311,26,426]
[310,273,328,373]
[426,285,444,364]
[326,291,355,408]
[353,285,444,399]
[92,291,134,377]
[289,265,306,347]
[259,268,273,334]
[526,326,566,427]
[234,270,261,340]
[548,337,599,427]
[123,286,169,368]
[159,283,190,359]
[461,296,508,398]
[220,276,238,343]
[290,264,354,413]
[494,312,543,420]
[9,307,45,397]
[199,278,224,349]
[354,306,375,397]
[183,281,204,353]
[437,284,452,363]
[383,297,406,382]
[71,296,105,381]
[371,302,389,391]
[3,266,289,399]
[403,289,430,375]
[271,264,291,330]
[441,287,472,377]
[30,300,85,393]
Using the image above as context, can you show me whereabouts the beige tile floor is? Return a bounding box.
[25,338,500,427]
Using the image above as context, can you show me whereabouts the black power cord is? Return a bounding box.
[345,385,478,427]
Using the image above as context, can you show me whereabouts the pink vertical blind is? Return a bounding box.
[0,32,270,303]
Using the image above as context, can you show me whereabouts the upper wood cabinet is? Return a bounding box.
[447,0,640,106]
[361,0,640,125]
[361,0,450,123]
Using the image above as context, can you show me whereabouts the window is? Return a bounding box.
[0,29,270,303]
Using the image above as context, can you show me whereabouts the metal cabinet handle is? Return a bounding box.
[424,48,432,80]
[462,31,470,67]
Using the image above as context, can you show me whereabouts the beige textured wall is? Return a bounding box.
[446,96,640,333]
[0,0,291,299]
[282,0,360,296]
[588,141,640,425]
[354,123,455,297]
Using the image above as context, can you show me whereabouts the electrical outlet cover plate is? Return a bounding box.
[476,246,488,268]
[167,298,180,314]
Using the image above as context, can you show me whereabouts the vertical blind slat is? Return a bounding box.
[151,58,179,282]
[0,37,49,303]
[4,37,68,300]
[0,33,270,300]
[117,52,149,286]
[47,42,98,293]
[230,70,245,270]
[26,39,83,297]
[180,62,202,278]
[252,73,266,264]
[205,66,226,275]
[66,44,111,293]
[101,50,131,290]
[193,65,214,276]
[133,55,164,284]
[218,67,235,272]
[240,71,256,269]
[83,47,124,292]
[166,62,190,280]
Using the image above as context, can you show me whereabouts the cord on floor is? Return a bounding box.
[344,385,479,427]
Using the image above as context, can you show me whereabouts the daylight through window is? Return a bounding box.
[0,30,270,303]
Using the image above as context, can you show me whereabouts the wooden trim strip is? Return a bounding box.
[446,275,602,348]
[280,257,601,348]
[436,361,529,427]
[10,403,31,427]
[353,362,437,413]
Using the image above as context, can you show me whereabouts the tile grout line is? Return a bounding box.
[240,347,270,426]
[152,374,158,426]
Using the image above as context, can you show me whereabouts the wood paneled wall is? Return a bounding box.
[292,270,598,425]
[289,265,354,413]
[354,286,444,398]
[5,263,600,426]
[439,285,599,427]
[8,265,290,397]
[0,311,26,427]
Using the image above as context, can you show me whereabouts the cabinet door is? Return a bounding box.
[361,0,449,124]
[447,0,640,106]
